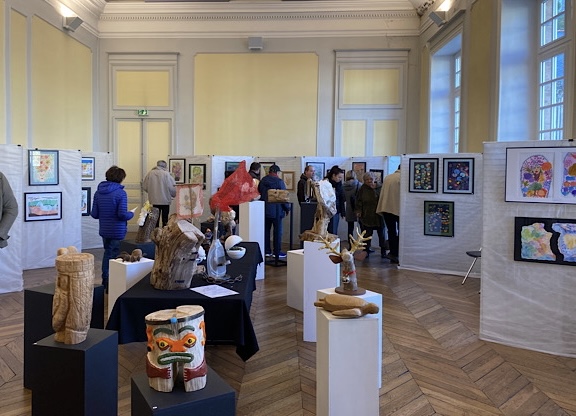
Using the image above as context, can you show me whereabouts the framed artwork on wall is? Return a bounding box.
[352,162,367,178]
[423,200,454,237]
[188,164,206,190]
[260,162,276,177]
[24,192,62,222]
[81,187,91,216]
[169,159,185,184]
[81,157,95,181]
[505,146,576,204]
[282,171,295,191]
[306,161,325,182]
[514,217,576,266]
[28,150,59,186]
[225,161,241,174]
[369,169,384,185]
[443,158,474,194]
[409,158,438,193]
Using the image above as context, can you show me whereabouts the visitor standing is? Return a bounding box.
[356,172,386,258]
[0,171,18,249]
[143,160,176,228]
[377,165,401,264]
[325,165,345,235]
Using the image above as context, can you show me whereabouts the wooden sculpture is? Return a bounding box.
[52,246,94,344]
[314,293,379,317]
[135,202,160,243]
[145,305,207,392]
[150,215,204,290]
[319,230,372,296]
[300,179,338,243]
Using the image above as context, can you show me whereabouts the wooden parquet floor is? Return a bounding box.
[1,247,575,415]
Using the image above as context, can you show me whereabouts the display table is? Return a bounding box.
[106,242,262,361]
[131,367,235,416]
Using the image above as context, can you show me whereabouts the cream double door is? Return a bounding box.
[113,118,172,232]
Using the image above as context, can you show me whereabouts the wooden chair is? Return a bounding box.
[461,248,481,285]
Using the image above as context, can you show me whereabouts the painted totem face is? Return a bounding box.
[148,323,197,365]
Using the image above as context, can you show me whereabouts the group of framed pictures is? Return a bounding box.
[514,217,576,266]
[169,159,206,189]
[409,157,474,194]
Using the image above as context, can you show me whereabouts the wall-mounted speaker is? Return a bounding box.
[248,37,263,51]
[63,16,83,32]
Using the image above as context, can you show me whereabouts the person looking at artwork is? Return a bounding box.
[377,165,401,264]
[258,164,291,258]
[143,160,176,228]
[297,165,317,205]
[356,172,386,258]
[325,165,345,236]
[0,171,18,249]
[343,170,361,248]
[91,166,135,290]
[248,162,261,182]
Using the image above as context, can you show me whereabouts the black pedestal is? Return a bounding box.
[131,367,235,416]
[24,283,105,389]
[31,329,118,416]
[119,239,156,259]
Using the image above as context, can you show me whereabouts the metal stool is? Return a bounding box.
[462,248,481,285]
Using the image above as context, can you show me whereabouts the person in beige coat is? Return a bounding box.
[0,172,18,249]
[377,166,400,263]
[143,160,176,227]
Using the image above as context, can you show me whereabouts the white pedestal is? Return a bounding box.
[239,201,265,280]
[302,240,340,342]
[108,258,154,318]
[316,309,379,416]
[287,249,304,311]
[318,287,383,388]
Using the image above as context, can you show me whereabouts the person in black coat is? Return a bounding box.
[325,165,345,236]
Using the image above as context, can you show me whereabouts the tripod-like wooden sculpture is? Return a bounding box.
[319,229,372,296]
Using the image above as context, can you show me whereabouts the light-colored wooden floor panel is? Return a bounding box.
[0,246,575,415]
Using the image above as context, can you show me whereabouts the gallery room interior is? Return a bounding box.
[0,0,575,415]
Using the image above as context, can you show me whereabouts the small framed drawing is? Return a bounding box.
[424,201,454,237]
[352,162,367,178]
[24,192,62,222]
[369,169,384,185]
[188,164,206,189]
[28,149,59,186]
[282,171,295,191]
[260,162,276,177]
[409,158,438,193]
[306,162,325,182]
[81,187,91,216]
[443,158,474,194]
[81,157,95,181]
[225,161,241,174]
[169,159,185,184]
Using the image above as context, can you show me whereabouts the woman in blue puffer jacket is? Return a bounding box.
[91,165,134,290]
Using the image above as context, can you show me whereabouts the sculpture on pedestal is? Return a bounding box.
[319,230,371,296]
[145,305,207,392]
[135,201,160,243]
[300,179,338,243]
[52,246,94,344]
[315,293,379,317]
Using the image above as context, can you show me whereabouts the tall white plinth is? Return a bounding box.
[239,201,265,280]
[318,287,383,388]
[108,258,154,318]
[303,240,340,342]
[287,249,304,311]
[316,309,379,416]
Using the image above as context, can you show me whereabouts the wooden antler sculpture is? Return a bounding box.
[319,229,372,296]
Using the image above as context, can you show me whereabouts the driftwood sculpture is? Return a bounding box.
[136,204,160,243]
[300,180,338,243]
[52,246,94,344]
[150,214,204,290]
[315,293,379,317]
[145,305,207,392]
[319,230,371,296]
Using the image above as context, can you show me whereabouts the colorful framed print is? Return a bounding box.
[423,201,454,237]
[260,162,276,177]
[81,157,95,181]
[169,159,185,184]
[81,187,91,216]
[188,164,206,189]
[24,192,62,222]
[409,158,438,193]
[225,161,241,174]
[443,158,474,194]
[306,162,325,182]
[282,171,295,191]
[28,150,59,186]
[369,169,384,185]
[352,162,367,179]
[514,217,576,266]
[505,146,576,204]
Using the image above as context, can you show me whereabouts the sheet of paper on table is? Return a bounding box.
[191,285,239,298]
